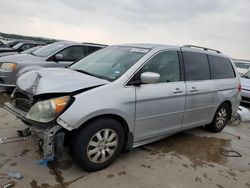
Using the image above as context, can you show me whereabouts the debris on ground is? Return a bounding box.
[37,157,55,167]
[8,171,23,180]
[3,182,14,188]
[220,149,242,157]
[0,177,13,188]
[237,106,250,122]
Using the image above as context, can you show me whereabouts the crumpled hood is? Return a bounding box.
[0,53,44,64]
[240,77,250,90]
[16,68,110,95]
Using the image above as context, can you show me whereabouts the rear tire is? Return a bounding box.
[72,117,125,172]
[206,103,230,132]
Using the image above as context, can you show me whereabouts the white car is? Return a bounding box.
[241,70,250,104]
[234,60,250,76]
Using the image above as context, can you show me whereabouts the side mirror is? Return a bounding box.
[141,72,160,84]
[55,54,64,61]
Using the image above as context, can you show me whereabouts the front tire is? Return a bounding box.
[72,118,125,172]
[206,103,230,132]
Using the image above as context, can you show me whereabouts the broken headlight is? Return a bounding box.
[26,96,70,123]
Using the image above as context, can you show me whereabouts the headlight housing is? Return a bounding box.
[26,96,71,123]
[0,63,17,72]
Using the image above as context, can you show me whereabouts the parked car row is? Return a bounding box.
[2,43,241,172]
[0,41,45,57]
[0,41,106,91]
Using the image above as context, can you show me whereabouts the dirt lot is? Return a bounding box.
[0,93,250,188]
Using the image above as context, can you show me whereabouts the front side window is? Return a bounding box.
[139,51,180,83]
[58,46,85,61]
[209,56,235,79]
[183,52,210,81]
[33,43,66,57]
[70,46,148,81]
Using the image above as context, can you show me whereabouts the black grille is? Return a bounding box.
[242,96,250,103]
[13,90,34,112]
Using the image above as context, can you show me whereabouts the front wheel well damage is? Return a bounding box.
[65,114,133,152]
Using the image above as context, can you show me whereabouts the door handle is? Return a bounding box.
[173,88,184,93]
[190,87,199,92]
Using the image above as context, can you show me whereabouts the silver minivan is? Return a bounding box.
[5,44,241,172]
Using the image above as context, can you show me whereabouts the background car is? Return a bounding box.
[0,41,106,90]
[0,41,45,57]
[20,46,42,55]
[233,59,250,76]
[240,70,250,104]
[3,39,31,48]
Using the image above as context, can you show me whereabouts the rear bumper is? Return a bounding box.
[4,102,65,159]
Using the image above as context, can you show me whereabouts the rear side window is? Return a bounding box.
[209,56,235,79]
[183,52,210,81]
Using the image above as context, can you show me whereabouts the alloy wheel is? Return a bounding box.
[87,129,118,163]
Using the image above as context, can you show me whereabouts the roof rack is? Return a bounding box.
[182,45,221,54]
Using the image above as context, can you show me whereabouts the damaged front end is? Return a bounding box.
[4,88,72,160]
[3,68,109,160]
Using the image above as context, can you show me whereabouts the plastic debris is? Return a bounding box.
[37,156,55,167]
[220,149,242,157]
[3,182,14,188]
[8,171,23,180]
[0,177,12,188]
[237,106,250,122]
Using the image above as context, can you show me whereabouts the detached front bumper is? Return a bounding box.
[4,102,65,159]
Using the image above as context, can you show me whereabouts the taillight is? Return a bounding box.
[237,84,241,92]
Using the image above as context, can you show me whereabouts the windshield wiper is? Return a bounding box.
[73,69,113,81]
[243,75,250,79]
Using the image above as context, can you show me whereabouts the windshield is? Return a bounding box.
[21,46,41,54]
[12,42,23,49]
[33,42,66,57]
[5,41,21,48]
[234,62,250,69]
[70,46,149,81]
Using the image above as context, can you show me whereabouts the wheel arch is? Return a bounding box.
[77,113,133,152]
[220,100,232,120]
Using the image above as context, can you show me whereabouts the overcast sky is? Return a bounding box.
[0,0,249,59]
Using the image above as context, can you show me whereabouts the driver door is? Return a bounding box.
[134,51,186,142]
